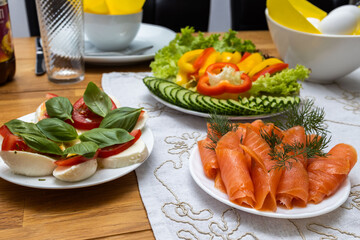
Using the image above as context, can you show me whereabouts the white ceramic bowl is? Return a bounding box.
[265,9,360,83]
[84,11,142,51]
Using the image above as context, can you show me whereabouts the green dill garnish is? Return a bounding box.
[204,99,331,171]
[206,114,237,150]
[264,99,331,170]
[38,179,46,181]
[274,99,328,135]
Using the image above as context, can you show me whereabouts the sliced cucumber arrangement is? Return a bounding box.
[143,77,300,116]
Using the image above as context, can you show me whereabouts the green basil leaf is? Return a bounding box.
[99,107,142,132]
[83,82,112,117]
[45,97,74,122]
[63,142,99,158]
[37,118,78,142]
[79,128,134,148]
[5,119,45,137]
[20,134,64,156]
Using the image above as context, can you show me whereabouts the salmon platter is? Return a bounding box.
[190,100,357,218]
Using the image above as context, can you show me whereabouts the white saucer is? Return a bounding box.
[84,23,176,65]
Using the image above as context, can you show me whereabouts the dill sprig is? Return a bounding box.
[275,99,329,135]
[206,114,237,150]
[264,99,331,170]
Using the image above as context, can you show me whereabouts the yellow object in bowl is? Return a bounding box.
[84,0,145,15]
[267,0,326,34]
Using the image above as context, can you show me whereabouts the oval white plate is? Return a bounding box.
[84,23,176,65]
[149,91,283,121]
[189,146,351,219]
[0,113,154,189]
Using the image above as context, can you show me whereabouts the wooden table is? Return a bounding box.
[0,31,278,239]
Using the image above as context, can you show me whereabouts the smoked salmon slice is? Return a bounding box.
[215,148,256,207]
[198,138,218,179]
[243,127,282,211]
[214,170,226,193]
[276,126,309,209]
[308,143,357,204]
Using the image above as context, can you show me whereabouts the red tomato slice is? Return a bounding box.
[70,97,117,130]
[46,93,58,99]
[0,125,12,138]
[55,150,99,166]
[98,129,142,158]
[2,134,33,152]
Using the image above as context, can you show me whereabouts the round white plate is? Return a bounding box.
[189,146,351,219]
[149,91,283,121]
[0,113,154,189]
[84,23,176,65]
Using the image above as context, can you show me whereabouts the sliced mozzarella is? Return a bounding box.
[34,101,46,123]
[0,151,56,176]
[98,138,148,169]
[134,111,148,130]
[53,159,97,182]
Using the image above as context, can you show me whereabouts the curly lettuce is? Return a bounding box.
[247,65,311,96]
[150,26,256,80]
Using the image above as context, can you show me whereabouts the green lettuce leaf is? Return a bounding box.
[150,26,256,81]
[247,65,311,96]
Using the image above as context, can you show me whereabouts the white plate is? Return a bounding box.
[189,146,351,219]
[0,113,154,189]
[149,91,283,120]
[84,23,176,65]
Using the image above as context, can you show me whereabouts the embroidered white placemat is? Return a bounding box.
[102,71,360,240]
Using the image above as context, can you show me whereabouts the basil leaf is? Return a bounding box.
[83,82,112,117]
[37,118,78,142]
[63,142,99,158]
[5,119,45,137]
[20,134,64,156]
[99,107,142,132]
[45,97,74,122]
[79,128,134,148]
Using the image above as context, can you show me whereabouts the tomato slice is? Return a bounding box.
[55,150,99,166]
[0,125,12,138]
[98,129,142,158]
[70,97,117,130]
[46,93,58,99]
[2,134,33,152]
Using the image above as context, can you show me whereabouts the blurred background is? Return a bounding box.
[8,0,232,37]
[8,0,349,37]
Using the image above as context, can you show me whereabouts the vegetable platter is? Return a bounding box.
[144,27,311,117]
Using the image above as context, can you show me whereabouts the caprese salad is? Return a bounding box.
[0,82,149,182]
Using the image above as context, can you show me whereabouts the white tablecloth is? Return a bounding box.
[102,71,360,240]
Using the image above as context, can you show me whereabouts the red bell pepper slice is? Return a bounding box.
[239,52,251,62]
[252,63,289,81]
[193,47,216,71]
[196,62,252,96]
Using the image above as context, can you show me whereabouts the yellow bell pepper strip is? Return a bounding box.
[230,51,242,63]
[197,62,252,96]
[252,63,289,81]
[237,53,263,74]
[177,49,204,74]
[216,51,242,64]
[175,70,189,86]
[248,58,284,77]
[198,51,220,77]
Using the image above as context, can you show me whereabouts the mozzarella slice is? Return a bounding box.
[0,151,56,176]
[134,111,148,130]
[98,139,148,169]
[53,159,97,182]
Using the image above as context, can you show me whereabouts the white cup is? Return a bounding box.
[84,11,142,51]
